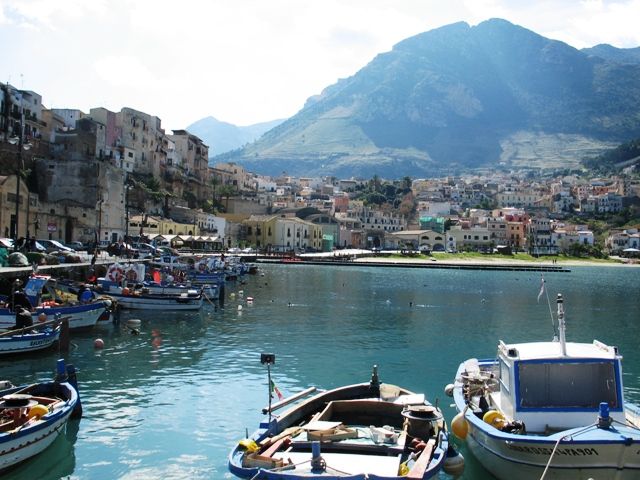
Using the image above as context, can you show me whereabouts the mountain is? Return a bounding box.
[582,44,640,64]
[186,116,284,156]
[214,18,640,178]
[583,137,640,172]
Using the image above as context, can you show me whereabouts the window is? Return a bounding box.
[518,361,618,409]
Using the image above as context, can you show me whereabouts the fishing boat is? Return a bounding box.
[0,275,112,331]
[229,356,463,479]
[447,293,640,480]
[105,262,222,300]
[0,324,60,355]
[95,283,203,310]
[0,359,82,471]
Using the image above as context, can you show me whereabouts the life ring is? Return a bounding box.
[107,264,124,282]
[482,410,507,429]
[125,269,138,281]
[198,263,206,272]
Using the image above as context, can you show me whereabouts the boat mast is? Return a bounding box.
[556,294,567,356]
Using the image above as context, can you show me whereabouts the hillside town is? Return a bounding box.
[1,83,639,259]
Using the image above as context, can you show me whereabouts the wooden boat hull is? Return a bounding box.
[229,381,449,479]
[0,328,60,355]
[452,360,640,480]
[0,367,79,471]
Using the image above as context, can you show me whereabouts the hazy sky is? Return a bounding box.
[1,0,639,131]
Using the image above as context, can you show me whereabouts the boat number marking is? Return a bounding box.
[507,445,599,456]
[29,339,50,347]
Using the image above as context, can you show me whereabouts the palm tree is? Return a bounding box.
[219,185,235,212]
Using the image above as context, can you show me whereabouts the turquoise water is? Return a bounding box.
[2,264,639,479]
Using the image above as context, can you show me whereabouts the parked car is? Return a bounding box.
[105,242,138,258]
[65,241,84,251]
[38,239,74,253]
[133,243,162,258]
[2,238,47,252]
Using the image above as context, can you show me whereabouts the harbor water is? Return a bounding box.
[1,264,639,480]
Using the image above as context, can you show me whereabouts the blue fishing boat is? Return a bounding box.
[0,325,60,355]
[0,359,81,471]
[229,357,462,479]
[0,275,112,331]
[448,293,640,480]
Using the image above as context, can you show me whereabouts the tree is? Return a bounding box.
[401,176,412,192]
[219,185,235,212]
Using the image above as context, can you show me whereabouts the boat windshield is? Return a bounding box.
[518,361,619,409]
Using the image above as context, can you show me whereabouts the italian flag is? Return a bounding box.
[270,380,283,400]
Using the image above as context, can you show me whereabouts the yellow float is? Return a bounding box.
[451,411,469,440]
[482,410,507,429]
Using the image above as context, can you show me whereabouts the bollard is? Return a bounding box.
[59,318,70,352]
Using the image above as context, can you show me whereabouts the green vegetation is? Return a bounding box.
[583,137,640,173]
[353,176,416,218]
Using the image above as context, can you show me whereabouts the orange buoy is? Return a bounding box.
[38,313,47,323]
[451,412,469,440]
[94,338,105,349]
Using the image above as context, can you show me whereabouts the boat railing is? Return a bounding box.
[262,387,317,414]
[0,315,69,336]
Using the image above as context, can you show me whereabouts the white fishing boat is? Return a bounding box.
[0,326,60,355]
[0,275,111,331]
[96,284,203,311]
[0,359,81,471]
[447,293,640,480]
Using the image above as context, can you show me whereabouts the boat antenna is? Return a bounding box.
[261,353,276,422]
[540,276,557,341]
[556,294,567,356]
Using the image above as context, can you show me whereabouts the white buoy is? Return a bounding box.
[237,305,243,311]
[127,319,141,328]
[247,297,254,304]
[94,338,105,349]
[444,384,455,397]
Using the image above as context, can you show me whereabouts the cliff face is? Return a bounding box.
[216,19,640,177]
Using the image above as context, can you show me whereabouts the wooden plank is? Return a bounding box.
[261,436,288,458]
[259,426,301,447]
[406,439,436,479]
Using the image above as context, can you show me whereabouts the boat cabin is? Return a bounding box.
[493,339,625,432]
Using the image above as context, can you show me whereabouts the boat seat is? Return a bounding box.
[316,400,405,429]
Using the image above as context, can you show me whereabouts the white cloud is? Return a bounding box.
[0,0,638,129]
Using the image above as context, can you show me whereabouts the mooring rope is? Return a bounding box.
[539,423,597,480]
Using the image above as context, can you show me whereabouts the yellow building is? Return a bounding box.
[129,214,199,237]
[243,215,322,252]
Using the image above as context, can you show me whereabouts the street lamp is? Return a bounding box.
[8,132,32,244]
